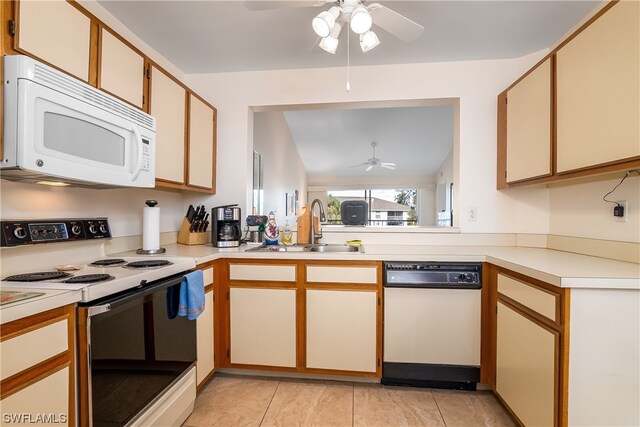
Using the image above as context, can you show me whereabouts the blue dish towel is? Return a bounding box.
[178,270,205,320]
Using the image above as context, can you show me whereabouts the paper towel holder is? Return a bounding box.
[137,199,167,254]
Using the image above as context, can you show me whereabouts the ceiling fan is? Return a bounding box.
[351,142,397,171]
[245,0,424,54]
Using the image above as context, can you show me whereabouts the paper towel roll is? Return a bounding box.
[142,204,160,251]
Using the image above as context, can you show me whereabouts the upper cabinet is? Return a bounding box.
[98,27,145,109]
[150,65,187,185]
[4,0,217,194]
[556,0,639,173]
[188,94,216,191]
[497,0,640,189]
[14,0,92,82]
[504,58,553,184]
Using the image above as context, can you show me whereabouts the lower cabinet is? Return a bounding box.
[0,305,75,426]
[496,301,557,427]
[229,287,297,368]
[196,264,215,387]
[491,269,566,427]
[306,289,377,373]
[221,259,382,377]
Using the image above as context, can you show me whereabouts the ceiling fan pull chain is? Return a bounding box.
[346,15,351,92]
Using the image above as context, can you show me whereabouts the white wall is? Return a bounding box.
[253,111,308,225]
[549,174,640,243]
[186,51,550,234]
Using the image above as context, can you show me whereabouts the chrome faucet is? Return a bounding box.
[310,199,326,245]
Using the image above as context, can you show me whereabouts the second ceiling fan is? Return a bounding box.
[352,142,397,171]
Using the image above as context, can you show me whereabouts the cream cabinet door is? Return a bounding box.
[150,66,186,184]
[196,290,214,386]
[556,1,640,172]
[230,287,296,367]
[497,302,557,427]
[99,28,144,108]
[16,0,91,82]
[1,367,70,426]
[188,95,215,189]
[506,58,552,183]
[306,289,377,373]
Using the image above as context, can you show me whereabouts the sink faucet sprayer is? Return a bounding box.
[310,199,326,245]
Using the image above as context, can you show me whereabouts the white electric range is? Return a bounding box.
[0,218,198,427]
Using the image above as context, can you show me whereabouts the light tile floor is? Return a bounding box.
[183,374,517,427]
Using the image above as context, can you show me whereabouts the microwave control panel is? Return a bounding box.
[1,218,111,247]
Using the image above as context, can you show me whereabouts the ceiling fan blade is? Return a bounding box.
[368,3,424,42]
[381,164,396,170]
[244,0,328,11]
[366,164,374,172]
[381,162,397,166]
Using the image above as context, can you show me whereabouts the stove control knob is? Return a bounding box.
[88,224,97,234]
[99,224,107,234]
[458,274,466,282]
[13,226,27,239]
[71,225,82,235]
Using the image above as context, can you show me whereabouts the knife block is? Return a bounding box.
[177,217,207,245]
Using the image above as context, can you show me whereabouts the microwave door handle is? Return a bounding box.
[131,124,144,181]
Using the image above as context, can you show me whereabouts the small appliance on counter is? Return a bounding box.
[137,200,166,254]
[245,214,268,243]
[212,205,242,247]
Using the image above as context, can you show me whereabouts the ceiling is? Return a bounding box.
[98,1,600,74]
[98,1,598,180]
[282,105,454,177]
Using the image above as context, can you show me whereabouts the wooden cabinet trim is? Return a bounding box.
[0,305,72,341]
[551,0,619,54]
[498,272,559,322]
[0,355,69,400]
[496,91,508,190]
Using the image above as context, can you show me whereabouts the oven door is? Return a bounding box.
[16,78,155,188]
[77,274,196,426]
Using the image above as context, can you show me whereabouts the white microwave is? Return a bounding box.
[2,55,156,188]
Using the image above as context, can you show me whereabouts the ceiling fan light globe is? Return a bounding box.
[350,6,372,34]
[313,7,340,37]
[319,36,339,54]
[360,30,380,52]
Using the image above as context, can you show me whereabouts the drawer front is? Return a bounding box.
[306,265,378,284]
[0,366,70,425]
[498,274,557,321]
[1,319,68,380]
[229,264,296,282]
[202,266,214,285]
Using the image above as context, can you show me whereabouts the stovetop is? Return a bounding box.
[1,256,196,302]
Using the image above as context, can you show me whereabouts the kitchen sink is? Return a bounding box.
[246,244,361,253]
[306,244,360,253]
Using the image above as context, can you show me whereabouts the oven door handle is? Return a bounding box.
[86,273,186,317]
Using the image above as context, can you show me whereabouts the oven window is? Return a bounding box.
[43,112,126,166]
[89,284,195,426]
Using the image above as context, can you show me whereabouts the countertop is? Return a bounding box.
[0,288,82,324]
[117,243,640,290]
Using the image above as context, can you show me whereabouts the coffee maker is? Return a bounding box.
[212,205,242,247]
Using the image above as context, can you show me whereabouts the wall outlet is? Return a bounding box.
[615,200,628,223]
[467,207,478,222]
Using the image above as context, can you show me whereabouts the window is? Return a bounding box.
[327,189,417,226]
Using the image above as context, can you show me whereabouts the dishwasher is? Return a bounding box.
[382,262,482,390]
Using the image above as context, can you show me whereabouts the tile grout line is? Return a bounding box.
[259,379,281,426]
[431,389,448,427]
[352,382,355,427]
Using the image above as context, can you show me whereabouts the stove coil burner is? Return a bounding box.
[89,258,126,267]
[63,274,115,284]
[4,272,73,282]
[125,260,173,268]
